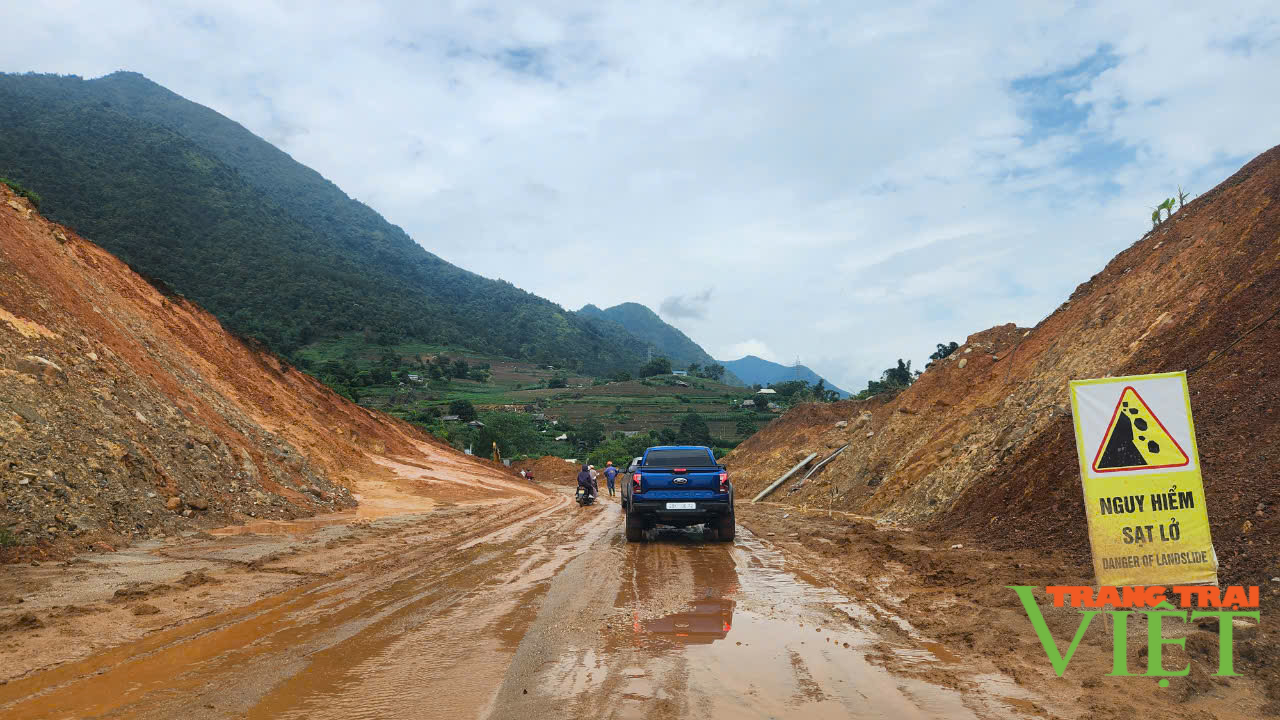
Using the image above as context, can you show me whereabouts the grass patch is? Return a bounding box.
[1,177,41,209]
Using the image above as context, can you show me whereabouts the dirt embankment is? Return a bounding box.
[726,144,1280,588]
[0,186,533,560]
[512,456,581,486]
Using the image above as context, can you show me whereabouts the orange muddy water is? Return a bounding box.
[0,491,1033,719]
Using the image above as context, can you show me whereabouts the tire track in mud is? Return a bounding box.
[0,494,574,719]
[485,505,1000,720]
[3,490,1041,719]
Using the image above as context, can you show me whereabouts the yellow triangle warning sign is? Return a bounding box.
[1092,386,1190,472]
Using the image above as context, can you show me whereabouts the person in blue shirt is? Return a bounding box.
[603,460,619,498]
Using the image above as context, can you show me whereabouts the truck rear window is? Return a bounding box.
[644,449,714,467]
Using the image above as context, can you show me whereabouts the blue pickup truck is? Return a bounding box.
[622,445,734,542]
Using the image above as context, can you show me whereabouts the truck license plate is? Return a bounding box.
[666,502,696,510]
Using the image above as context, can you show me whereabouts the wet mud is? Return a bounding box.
[1,490,1041,719]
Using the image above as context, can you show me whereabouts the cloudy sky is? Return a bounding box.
[4,2,1278,390]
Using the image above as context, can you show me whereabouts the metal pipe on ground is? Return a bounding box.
[751,452,819,503]
[789,444,850,492]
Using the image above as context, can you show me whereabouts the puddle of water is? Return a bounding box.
[579,526,983,719]
[920,641,961,664]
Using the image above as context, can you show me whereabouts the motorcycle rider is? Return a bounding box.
[603,461,618,498]
[576,464,596,502]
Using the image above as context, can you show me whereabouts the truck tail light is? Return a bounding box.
[719,472,729,492]
[674,468,687,473]
[633,472,642,494]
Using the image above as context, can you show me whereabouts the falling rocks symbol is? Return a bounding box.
[1093,387,1189,473]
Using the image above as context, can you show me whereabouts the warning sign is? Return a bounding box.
[1092,387,1190,472]
[1069,372,1217,586]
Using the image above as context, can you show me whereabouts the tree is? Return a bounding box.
[548,372,569,389]
[883,359,915,386]
[451,358,470,379]
[702,363,726,382]
[855,359,918,400]
[677,412,712,445]
[813,378,839,403]
[611,370,632,382]
[471,412,546,457]
[687,362,702,376]
[430,354,450,378]
[929,341,959,362]
[639,356,673,378]
[735,417,758,436]
[448,399,476,422]
[571,418,606,451]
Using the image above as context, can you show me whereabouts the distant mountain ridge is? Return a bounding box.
[720,355,849,397]
[0,71,646,375]
[577,302,742,384]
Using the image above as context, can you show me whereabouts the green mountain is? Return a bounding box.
[577,302,741,383]
[0,71,645,375]
[721,355,849,397]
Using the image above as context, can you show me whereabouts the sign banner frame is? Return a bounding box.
[1068,371,1218,586]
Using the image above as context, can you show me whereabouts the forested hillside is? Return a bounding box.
[577,302,741,383]
[0,71,646,374]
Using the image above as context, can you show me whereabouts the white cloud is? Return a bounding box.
[659,289,713,320]
[1,1,1277,389]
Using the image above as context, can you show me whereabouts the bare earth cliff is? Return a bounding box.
[0,185,526,558]
[727,145,1280,588]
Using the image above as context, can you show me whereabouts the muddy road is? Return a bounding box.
[1,489,1034,719]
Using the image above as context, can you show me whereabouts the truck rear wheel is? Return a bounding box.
[625,509,644,542]
[713,510,735,542]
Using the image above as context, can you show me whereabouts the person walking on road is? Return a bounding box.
[603,461,618,498]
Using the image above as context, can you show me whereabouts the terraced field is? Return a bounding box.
[295,337,775,444]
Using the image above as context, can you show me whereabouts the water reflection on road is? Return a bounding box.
[510,524,984,720]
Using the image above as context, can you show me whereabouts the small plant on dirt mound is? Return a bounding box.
[1177,185,1193,209]
[1150,196,1179,227]
[0,527,18,547]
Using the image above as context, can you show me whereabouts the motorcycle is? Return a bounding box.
[575,486,596,506]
